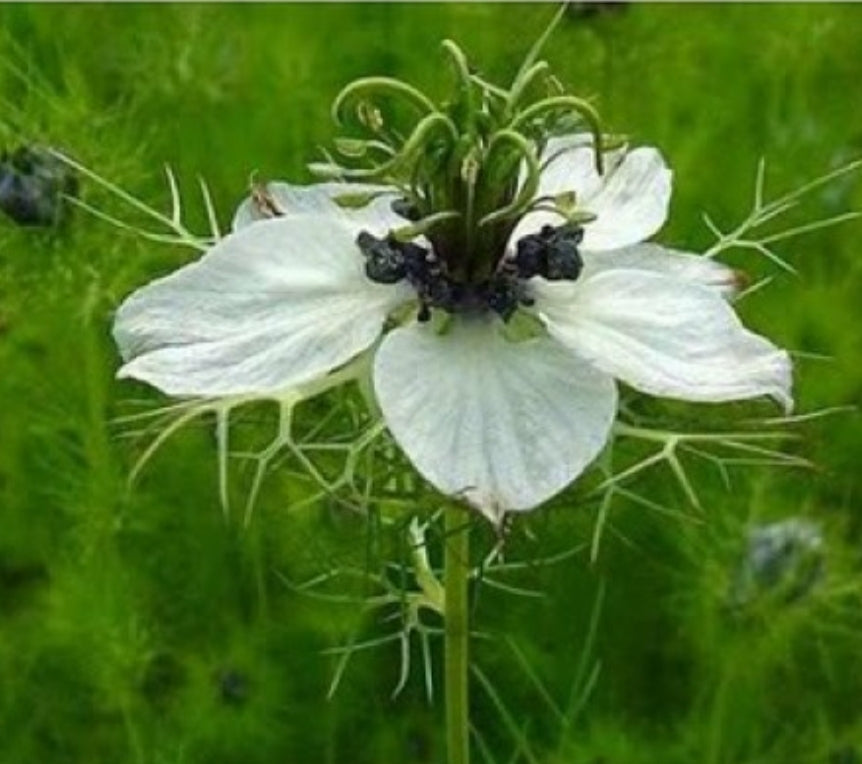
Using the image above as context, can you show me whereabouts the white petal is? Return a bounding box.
[115,214,411,396]
[536,269,792,410]
[373,319,617,522]
[232,181,405,235]
[584,243,739,297]
[513,135,672,252]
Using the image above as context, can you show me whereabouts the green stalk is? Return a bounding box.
[445,506,471,764]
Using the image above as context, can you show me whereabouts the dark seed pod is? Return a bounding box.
[0,146,79,227]
[728,518,825,609]
[829,746,860,764]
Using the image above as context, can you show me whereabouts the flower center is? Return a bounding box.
[357,220,584,322]
[319,31,604,323]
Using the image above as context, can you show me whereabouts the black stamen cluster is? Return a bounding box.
[356,231,414,283]
[512,223,584,281]
[358,231,457,321]
[485,270,535,322]
[357,222,582,323]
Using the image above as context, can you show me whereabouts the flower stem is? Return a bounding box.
[444,506,471,764]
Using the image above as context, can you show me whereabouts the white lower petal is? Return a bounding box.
[232,181,404,235]
[373,319,617,522]
[536,269,792,410]
[583,243,739,297]
[513,136,672,252]
[115,214,410,396]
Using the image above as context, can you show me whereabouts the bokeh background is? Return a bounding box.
[1,4,860,763]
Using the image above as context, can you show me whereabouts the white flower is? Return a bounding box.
[113,138,792,523]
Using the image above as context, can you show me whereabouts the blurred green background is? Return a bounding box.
[1,4,860,763]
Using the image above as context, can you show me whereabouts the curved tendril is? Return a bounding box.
[505,60,550,116]
[356,139,398,158]
[441,40,476,131]
[538,139,595,174]
[522,193,571,218]
[330,112,459,181]
[508,4,567,97]
[392,210,462,241]
[442,40,472,88]
[307,145,350,180]
[525,203,567,217]
[469,74,508,101]
[334,138,397,160]
[408,156,430,212]
[478,130,541,228]
[331,76,438,126]
[508,95,605,174]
